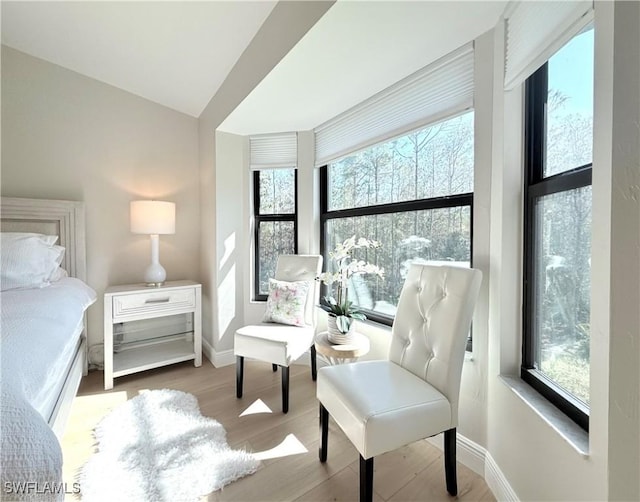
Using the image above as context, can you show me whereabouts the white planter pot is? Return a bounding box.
[327,315,355,345]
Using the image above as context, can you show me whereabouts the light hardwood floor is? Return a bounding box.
[61,361,495,501]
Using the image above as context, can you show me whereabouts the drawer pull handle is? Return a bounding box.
[145,297,171,304]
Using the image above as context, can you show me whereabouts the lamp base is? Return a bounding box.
[143,262,167,287]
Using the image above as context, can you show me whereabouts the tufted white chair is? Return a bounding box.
[317,264,482,501]
[235,255,322,413]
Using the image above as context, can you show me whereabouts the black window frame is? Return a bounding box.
[253,169,298,301]
[320,164,474,349]
[521,62,592,432]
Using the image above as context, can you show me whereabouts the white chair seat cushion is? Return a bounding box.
[317,360,452,459]
[235,323,315,367]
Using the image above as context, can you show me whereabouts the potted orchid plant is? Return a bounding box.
[317,236,384,343]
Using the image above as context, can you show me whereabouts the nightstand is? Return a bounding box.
[103,280,202,390]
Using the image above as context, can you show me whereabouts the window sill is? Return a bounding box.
[500,375,589,456]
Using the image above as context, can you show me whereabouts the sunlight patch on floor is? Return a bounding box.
[239,399,273,417]
[253,433,308,460]
[75,390,128,408]
[63,391,129,443]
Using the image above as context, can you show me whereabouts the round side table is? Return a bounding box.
[314,331,370,365]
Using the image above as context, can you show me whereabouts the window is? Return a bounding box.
[321,111,474,327]
[522,27,593,431]
[253,169,297,300]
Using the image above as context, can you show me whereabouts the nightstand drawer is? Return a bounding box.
[112,288,196,320]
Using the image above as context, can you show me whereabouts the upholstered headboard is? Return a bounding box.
[1,197,87,281]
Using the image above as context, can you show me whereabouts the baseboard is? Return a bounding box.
[426,431,518,500]
[201,339,235,368]
[426,432,486,476]
[202,338,214,365]
[485,451,519,502]
[457,434,487,476]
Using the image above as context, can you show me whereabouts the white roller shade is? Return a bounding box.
[504,0,593,89]
[250,132,297,169]
[314,44,474,167]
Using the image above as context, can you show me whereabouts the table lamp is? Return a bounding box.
[130,200,176,286]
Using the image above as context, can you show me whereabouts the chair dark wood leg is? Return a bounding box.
[319,403,329,462]
[272,364,278,372]
[311,345,317,381]
[444,428,457,496]
[281,365,290,413]
[236,356,244,398]
[360,455,374,502]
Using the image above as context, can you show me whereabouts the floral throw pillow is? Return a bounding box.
[263,279,310,327]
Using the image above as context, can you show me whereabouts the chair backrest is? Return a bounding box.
[388,264,482,422]
[275,255,323,327]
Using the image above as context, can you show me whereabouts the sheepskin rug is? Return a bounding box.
[80,389,259,501]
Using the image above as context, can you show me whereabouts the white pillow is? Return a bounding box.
[49,266,69,282]
[1,233,66,291]
[263,279,310,327]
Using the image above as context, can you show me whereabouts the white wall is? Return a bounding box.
[0,46,200,360]
[213,131,247,354]
[296,131,320,256]
[459,28,494,447]
[601,1,640,499]
[198,1,334,362]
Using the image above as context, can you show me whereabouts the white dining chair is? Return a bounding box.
[235,254,322,413]
[317,264,482,501]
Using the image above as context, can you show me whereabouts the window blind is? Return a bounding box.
[504,0,593,90]
[249,132,297,169]
[314,44,474,167]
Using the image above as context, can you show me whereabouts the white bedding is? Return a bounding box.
[1,278,96,501]
[1,278,96,419]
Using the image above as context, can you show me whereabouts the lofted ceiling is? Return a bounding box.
[219,0,508,135]
[1,1,277,117]
[1,1,508,134]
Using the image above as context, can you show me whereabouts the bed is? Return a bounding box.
[0,197,96,501]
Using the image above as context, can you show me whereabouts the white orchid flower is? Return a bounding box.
[343,235,357,250]
[319,235,384,315]
[317,271,340,285]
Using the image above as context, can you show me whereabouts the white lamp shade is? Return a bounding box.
[130,200,176,235]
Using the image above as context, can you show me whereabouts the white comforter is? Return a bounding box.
[1,278,96,501]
